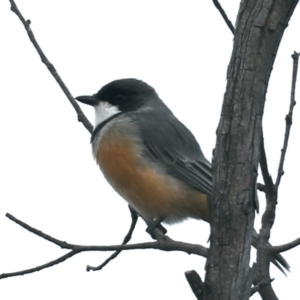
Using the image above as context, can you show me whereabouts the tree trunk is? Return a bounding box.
[205,1,298,299]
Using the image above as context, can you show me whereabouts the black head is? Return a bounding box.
[76,78,158,112]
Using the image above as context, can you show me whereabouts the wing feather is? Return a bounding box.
[129,102,212,195]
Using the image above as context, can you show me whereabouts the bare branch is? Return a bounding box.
[257,135,291,278]
[185,270,206,299]
[6,213,75,248]
[255,135,279,300]
[87,207,139,271]
[6,213,207,256]
[252,230,290,274]
[272,237,300,254]
[212,0,235,34]
[206,1,299,296]
[259,130,277,238]
[254,52,299,300]
[250,278,274,296]
[275,51,299,187]
[9,0,93,133]
[0,250,80,280]
[257,183,266,192]
[2,213,208,280]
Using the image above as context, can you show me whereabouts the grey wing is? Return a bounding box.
[131,104,212,195]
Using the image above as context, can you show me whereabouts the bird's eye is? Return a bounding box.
[112,94,125,104]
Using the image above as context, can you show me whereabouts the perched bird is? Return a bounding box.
[76,78,289,273]
[76,78,211,227]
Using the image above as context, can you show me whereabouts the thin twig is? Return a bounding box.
[9,0,93,133]
[212,0,235,34]
[275,52,299,187]
[6,213,75,249]
[272,237,300,254]
[0,250,80,280]
[87,207,139,271]
[1,213,208,280]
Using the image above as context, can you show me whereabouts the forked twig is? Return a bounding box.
[255,52,299,300]
[1,213,208,280]
[87,207,139,271]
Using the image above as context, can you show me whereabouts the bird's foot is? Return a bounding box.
[146,217,167,240]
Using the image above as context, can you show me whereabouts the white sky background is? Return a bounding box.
[1,1,300,299]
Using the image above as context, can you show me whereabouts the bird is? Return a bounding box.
[76,78,289,273]
[76,78,211,228]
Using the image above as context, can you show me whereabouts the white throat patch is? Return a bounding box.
[94,102,121,128]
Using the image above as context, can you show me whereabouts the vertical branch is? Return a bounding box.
[256,134,278,299]
[255,52,299,300]
[206,1,298,299]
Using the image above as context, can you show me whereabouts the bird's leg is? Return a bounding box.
[129,206,168,240]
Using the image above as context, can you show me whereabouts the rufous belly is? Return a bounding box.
[95,135,209,224]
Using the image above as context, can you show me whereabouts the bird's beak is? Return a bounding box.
[75,95,98,106]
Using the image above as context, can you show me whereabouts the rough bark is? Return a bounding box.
[205,1,298,300]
